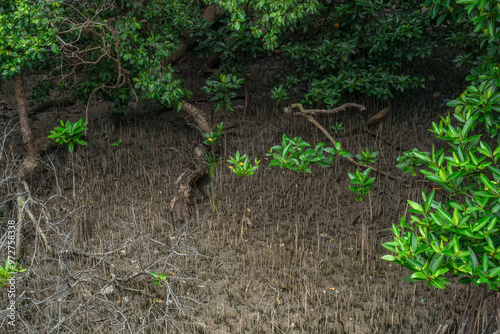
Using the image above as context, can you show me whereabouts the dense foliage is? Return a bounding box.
[3,0,500,331]
[0,0,60,79]
[1,0,475,110]
[383,0,500,291]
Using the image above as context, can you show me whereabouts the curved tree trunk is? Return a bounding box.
[169,101,212,223]
[15,73,36,182]
[14,72,55,255]
[160,6,224,223]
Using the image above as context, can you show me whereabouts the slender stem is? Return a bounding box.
[436,284,468,334]
[72,153,76,199]
[243,180,247,216]
[466,285,485,334]
[210,171,215,213]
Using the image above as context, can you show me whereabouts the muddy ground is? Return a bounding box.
[0,64,494,333]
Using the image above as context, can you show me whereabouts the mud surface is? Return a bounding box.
[0,69,487,333]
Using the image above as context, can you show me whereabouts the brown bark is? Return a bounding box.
[164,5,223,223]
[30,96,76,114]
[169,102,213,223]
[367,107,390,126]
[15,73,37,182]
[161,32,197,67]
[170,145,207,223]
[198,53,221,77]
[181,100,211,133]
[15,73,58,181]
[160,5,222,68]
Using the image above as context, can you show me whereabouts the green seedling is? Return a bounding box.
[228,151,260,177]
[202,73,244,112]
[48,118,88,153]
[331,122,344,133]
[228,150,260,220]
[267,134,339,174]
[203,122,224,146]
[355,148,379,165]
[348,167,375,201]
[0,257,26,289]
[151,271,167,287]
[202,122,224,212]
[271,85,290,103]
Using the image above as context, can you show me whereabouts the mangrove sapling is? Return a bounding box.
[331,122,344,134]
[202,73,244,123]
[227,151,260,224]
[202,122,224,213]
[48,119,88,199]
[355,148,379,166]
[266,134,350,228]
[348,149,378,202]
[348,167,375,202]
[0,256,26,288]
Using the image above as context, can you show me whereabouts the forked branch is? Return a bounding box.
[284,103,399,181]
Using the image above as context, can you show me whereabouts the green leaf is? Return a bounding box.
[51,43,59,55]
[430,254,444,273]
[480,174,496,193]
[452,208,459,226]
[480,142,492,156]
[406,258,424,271]
[381,255,396,261]
[458,277,472,285]
[429,277,447,289]
[489,266,500,278]
[424,189,436,213]
[482,252,489,273]
[473,216,489,232]
[470,250,478,270]
[411,272,428,281]
[436,13,446,26]
[408,200,424,213]
[487,217,497,231]
[433,268,449,277]
[411,232,418,253]
[461,117,474,137]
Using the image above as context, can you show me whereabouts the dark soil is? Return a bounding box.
[0,66,489,333]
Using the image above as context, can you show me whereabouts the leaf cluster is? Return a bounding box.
[202,73,244,112]
[384,77,500,290]
[228,151,260,177]
[266,134,351,174]
[203,122,224,146]
[348,168,375,202]
[0,1,61,79]
[0,257,26,289]
[48,118,88,153]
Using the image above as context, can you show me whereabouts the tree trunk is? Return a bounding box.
[15,73,38,182]
[160,5,222,69]
[169,101,212,223]
[170,145,207,223]
[14,72,55,256]
[15,73,58,181]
